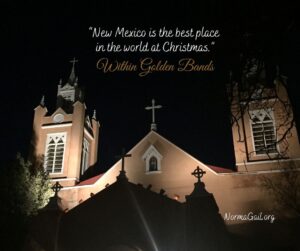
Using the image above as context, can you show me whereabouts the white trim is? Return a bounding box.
[145,170,162,175]
[61,184,93,190]
[236,158,300,166]
[50,177,77,182]
[142,145,163,172]
[42,123,72,129]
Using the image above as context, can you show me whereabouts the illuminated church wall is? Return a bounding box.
[32,64,300,227]
[59,131,284,226]
[32,61,100,187]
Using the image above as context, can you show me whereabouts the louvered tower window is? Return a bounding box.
[250,109,277,155]
[44,133,66,173]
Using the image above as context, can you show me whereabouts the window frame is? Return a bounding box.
[81,138,90,175]
[44,132,67,174]
[249,109,278,156]
[142,145,163,174]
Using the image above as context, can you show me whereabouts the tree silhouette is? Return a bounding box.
[0,153,53,250]
[261,161,300,216]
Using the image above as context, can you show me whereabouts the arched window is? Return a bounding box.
[142,145,162,173]
[149,156,158,172]
[81,138,90,175]
[44,133,66,174]
[250,109,277,155]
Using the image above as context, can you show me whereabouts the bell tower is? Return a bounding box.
[228,60,300,172]
[32,59,100,186]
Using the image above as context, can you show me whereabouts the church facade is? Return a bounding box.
[32,60,300,231]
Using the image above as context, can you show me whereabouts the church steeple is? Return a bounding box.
[228,61,300,171]
[68,57,78,84]
[32,58,100,187]
[40,95,45,107]
[56,58,84,112]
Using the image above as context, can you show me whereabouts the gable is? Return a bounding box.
[51,107,68,118]
[142,144,163,160]
[74,131,228,203]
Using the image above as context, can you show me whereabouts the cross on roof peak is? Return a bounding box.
[70,57,78,67]
[52,181,63,197]
[191,166,206,183]
[115,148,132,180]
[145,98,162,131]
[69,57,78,83]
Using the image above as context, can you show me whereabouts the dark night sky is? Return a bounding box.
[1,1,299,173]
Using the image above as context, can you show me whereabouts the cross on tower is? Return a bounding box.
[145,99,162,131]
[70,57,78,68]
[52,181,63,197]
[115,148,132,180]
[69,57,78,82]
[191,166,206,183]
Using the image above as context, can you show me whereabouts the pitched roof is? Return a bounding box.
[77,174,103,186]
[206,165,234,173]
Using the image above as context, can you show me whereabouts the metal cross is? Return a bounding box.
[191,166,206,183]
[69,57,78,82]
[115,148,132,173]
[52,181,63,197]
[69,57,78,68]
[145,99,162,131]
